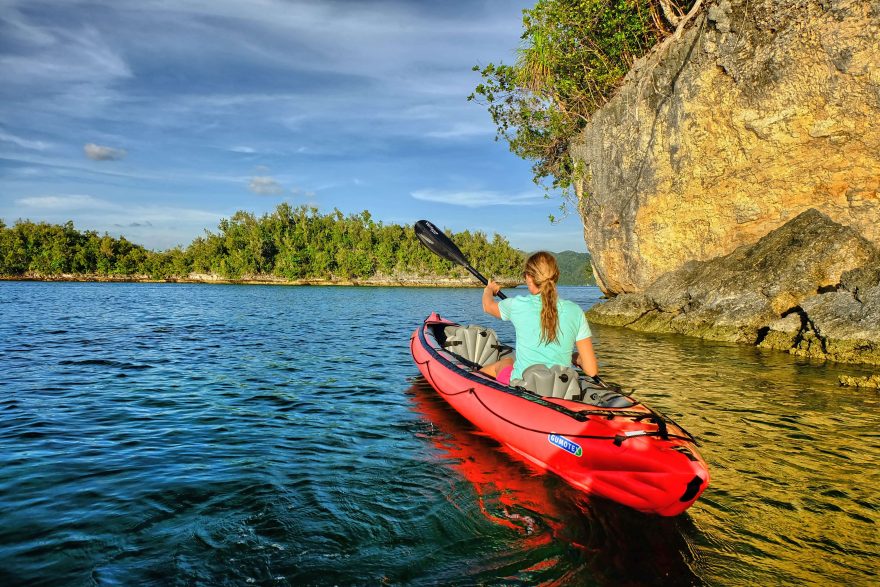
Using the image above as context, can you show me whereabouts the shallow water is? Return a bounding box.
[0,281,877,585]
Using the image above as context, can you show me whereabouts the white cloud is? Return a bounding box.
[411,189,545,208]
[0,130,50,150]
[114,220,154,228]
[426,122,494,140]
[248,175,284,195]
[84,143,127,161]
[5,192,226,250]
[291,186,316,198]
[230,145,256,153]
[16,194,109,210]
[13,194,220,226]
[0,21,131,86]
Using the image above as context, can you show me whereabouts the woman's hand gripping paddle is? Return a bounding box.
[414,220,507,299]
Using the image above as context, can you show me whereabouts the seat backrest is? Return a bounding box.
[443,325,508,367]
[511,364,582,401]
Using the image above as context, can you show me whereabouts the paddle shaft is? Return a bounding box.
[464,265,507,299]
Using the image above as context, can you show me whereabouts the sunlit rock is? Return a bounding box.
[572,0,880,295]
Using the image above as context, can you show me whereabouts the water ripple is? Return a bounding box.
[0,282,877,585]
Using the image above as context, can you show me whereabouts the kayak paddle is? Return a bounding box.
[414,220,507,299]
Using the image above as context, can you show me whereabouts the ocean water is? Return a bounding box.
[1,281,877,585]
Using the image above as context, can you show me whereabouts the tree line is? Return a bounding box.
[0,204,525,281]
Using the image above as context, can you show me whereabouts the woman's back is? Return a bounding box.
[499,294,590,381]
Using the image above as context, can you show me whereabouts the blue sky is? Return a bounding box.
[0,0,588,253]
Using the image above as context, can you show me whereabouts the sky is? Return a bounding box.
[0,0,588,253]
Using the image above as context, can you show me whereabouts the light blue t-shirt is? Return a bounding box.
[498,294,592,381]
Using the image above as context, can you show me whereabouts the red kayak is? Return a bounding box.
[410,312,710,516]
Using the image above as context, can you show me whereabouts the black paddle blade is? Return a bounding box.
[414,220,469,267]
[414,219,507,299]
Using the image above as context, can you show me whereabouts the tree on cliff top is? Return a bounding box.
[469,0,700,215]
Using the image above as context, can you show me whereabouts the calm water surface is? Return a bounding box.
[1,282,877,585]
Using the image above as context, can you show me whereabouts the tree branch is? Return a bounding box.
[651,0,704,59]
[658,0,682,28]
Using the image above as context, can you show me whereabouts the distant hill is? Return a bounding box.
[555,250,595,285]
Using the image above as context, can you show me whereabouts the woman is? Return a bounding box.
[480,251,600,386]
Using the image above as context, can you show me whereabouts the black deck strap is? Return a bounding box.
[442,340,463,347]
[634,407,669,440]
[511,387,651,423]
[651,413,668,440]
[448,353,484,372]
[420,350,474,397]
[671,446,698,462]
[612,430,658,446]
[410,335,426,364]
[436,385,475,397]
[469,388,618,439]
[661,412,697,444]
[576,408,654,420]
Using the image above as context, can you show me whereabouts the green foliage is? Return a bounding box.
[469,0,693,205]
[0,205,526,282]
[554,250,596,285]
[0,220,158,277]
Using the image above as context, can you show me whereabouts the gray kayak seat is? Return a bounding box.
[510,364,582,401]
[581,379,636,408]
[512,364,637,408]
[443,325,511,367]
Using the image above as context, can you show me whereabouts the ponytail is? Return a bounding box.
[524,251,560,343]
[539,280,559,343]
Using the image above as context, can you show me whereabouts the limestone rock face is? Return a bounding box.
[572,0,880,295]
[587,209,880,364]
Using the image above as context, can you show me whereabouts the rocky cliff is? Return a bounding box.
[572,0,880,295]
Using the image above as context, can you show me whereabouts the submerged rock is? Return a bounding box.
[839,374,880,388]
[588,209,880,365]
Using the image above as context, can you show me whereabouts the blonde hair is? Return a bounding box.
[524,251,560,343]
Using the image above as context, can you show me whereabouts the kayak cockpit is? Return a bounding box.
[425,318,635,409]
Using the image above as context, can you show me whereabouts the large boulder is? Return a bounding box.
[587,209,880,363]
[572,0,880,295]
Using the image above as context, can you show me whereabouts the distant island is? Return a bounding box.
[0,205,594,286]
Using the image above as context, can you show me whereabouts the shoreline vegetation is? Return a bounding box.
[0,271,522,289]
[0,204,594,287]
